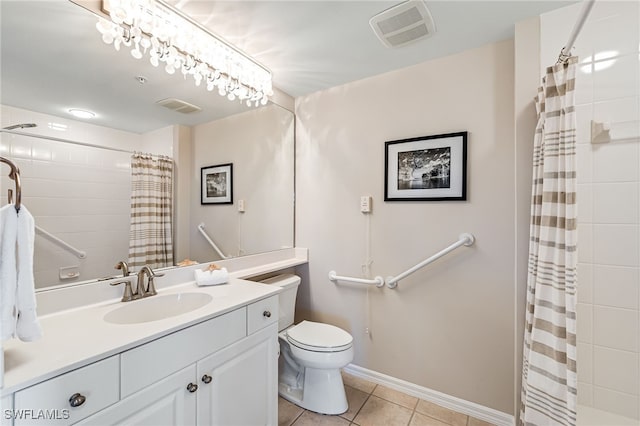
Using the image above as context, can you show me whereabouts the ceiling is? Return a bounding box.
[0,0,575,134]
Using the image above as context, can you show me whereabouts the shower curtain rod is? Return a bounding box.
[1,129,140,155]
[557,0,596,63]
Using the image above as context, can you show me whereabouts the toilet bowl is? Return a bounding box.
[260,274,354,415]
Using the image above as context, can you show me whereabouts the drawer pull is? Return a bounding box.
[186,383,198,393]
[69,393,86,407]
[201,374,212,384]
[263,310,271,318]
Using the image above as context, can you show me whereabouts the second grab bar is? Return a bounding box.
[35,225,86,259]
[328,271,385,288]
[386,233,475,289]
[197,223,230,259]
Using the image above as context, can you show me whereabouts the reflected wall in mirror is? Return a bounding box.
[189,105,294,261]
[0,105,175,289]
[0,1,295,291]
[0,104,294,290]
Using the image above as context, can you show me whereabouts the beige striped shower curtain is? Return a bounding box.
[520,57,578,426]
[128,152,174,269]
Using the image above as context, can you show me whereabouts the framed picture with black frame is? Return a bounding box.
[201,163,233,205]
[384,132,467,201]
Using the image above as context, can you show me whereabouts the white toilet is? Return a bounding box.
[260,274,354,415]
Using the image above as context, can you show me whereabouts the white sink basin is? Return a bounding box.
[104,292,213,325]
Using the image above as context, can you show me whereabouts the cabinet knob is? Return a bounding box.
[263,310,271,318]
[69,393,86,407]
[186,383,198,393]
[201,374,212,384]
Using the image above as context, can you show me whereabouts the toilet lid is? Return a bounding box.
[286,320,353,352]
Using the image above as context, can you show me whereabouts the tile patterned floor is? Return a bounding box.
[278,372,496,426]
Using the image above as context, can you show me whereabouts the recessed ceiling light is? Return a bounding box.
[68,109,95,119]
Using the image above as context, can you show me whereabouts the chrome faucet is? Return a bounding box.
[135,265,164,298]
[111,263,164,302]
[115,261,130,277]
[111,261,135,302]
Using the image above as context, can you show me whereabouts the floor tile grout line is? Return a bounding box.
[407,409,418,426]
[288,405,305,426]
[370,388,420,412]
[349,386,376,426]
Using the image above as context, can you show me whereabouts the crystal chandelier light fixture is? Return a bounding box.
[95,0,273,107]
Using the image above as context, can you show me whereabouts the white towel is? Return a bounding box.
[195,268,229,286]
[1,204,18,340]
[0,204,42,341]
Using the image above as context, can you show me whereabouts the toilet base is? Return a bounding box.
[278,367,348,415]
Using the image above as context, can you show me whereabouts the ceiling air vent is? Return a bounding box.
[156,98,202,114]
[369,0,436,48]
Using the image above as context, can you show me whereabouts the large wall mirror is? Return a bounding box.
[0,0,295,290]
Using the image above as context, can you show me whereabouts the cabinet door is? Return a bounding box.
[197,324,278,426]
[77,365,197,426]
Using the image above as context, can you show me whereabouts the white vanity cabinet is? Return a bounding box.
[119,308,247,399]
[197,296,279,425]
[76,365,197,426]
[4,294,280,426]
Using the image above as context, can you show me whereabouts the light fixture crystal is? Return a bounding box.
[95,0,273,107]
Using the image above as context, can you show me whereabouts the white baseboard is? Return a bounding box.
[343,364,515,426]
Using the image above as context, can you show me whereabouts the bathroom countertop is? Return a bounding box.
[1,278,281,395]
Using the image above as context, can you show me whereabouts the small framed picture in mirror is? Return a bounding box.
[201,163,233,204]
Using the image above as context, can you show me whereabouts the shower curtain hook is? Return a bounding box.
[556,47,572,65]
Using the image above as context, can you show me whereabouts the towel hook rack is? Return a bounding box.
[0,156,22,213]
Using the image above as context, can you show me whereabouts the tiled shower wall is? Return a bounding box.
[541,1,640,419]
[1,134,131,288]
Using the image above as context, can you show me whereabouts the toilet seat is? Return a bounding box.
[286,320,353,353]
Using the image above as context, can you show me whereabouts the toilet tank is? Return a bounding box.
[260,274,301,331]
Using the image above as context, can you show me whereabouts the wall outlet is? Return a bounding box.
[360,196,372,213]
[238,199,245,212]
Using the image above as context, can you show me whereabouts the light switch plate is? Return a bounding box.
[360,196,372,213]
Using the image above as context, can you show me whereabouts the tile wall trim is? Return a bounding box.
[343,364,515,426]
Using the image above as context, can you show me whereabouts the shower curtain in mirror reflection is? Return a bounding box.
[520,57,578,426]
[129,153,174,269]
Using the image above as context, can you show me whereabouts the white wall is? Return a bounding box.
[295,40,517,414]
[540,1,640,419]
[0,105,173,288]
